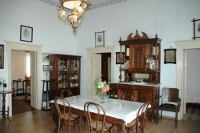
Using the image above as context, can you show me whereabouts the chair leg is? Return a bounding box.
[175,111,178,128]
[57,119,61,133]
[161,110,162,119]
[156,109,159,124]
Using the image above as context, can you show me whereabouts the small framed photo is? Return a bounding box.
[42,53,50,62]
[192,18,200,40]
[164,49,176,64]
[0,44,4,69]
[95,31,105,47]
[116,52,125,64]
[43,65,52,71]
[20,25,33,42]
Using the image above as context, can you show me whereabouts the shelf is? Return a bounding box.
[50,54,81,98]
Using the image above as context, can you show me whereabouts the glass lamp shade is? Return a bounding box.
[63,0,90,12]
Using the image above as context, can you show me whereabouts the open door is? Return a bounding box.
[30,51,37,109]
[91,53,101,95]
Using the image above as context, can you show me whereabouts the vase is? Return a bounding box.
[97,91,107,103]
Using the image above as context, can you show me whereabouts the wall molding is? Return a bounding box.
[37,0,129,10]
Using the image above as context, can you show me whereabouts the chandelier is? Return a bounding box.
[58,0,91,35]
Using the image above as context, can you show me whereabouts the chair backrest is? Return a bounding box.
[60,90,73,98]
[135,102,150,132]
[84,102,106,133]
[119,90,138,101]
[54,96,72,121]
[162,88,179,103]
[137,102,150,126]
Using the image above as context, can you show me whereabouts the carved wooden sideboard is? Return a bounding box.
[110,83,159,121]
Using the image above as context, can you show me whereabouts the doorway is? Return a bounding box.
[176,40,200,119]
[87,46,115,95]
[6,41,42,116]
[11,50,33,115]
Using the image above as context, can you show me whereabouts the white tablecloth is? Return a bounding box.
[51,95,145,125]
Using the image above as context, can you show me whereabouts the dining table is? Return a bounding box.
[51,95,146,133]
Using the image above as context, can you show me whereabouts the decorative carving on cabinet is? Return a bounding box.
[118,30,161,84]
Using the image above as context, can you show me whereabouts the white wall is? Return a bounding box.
[77,0,200,96]
[0,0,200,113]
[0,0,77,108]
[186,49,200,103]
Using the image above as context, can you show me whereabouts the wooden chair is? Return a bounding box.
[60,90,73,98]
[84,102,113,133]
[126,102,150,133]
[157,88,181,127]
[54,96,80,133]
[118,90,138,101]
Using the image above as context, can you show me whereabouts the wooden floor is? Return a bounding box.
[0,109,200,133]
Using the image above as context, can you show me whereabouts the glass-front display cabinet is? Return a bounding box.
[119,30,161,83]
[49,54,81,98]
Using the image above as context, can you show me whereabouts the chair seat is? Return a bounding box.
[91,121,112,131]
[61,113,79,121]
[159,103,179,111]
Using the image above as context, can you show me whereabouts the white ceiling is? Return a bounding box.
[88,0,109,5]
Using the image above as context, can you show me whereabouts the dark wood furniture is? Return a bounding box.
[109,83,159,121]
[54,96,80,133]
[118,90,138,101]
[0,90,12,121]
[84,102,113,133]
[42,79,55,110]
[12,80,24,95]
[157,88,181,127]
[51,95,147,133]
[118,30,161,83]
[126,102,150,133]
[49,54,81,99]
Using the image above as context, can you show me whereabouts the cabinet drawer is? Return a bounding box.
[137,91,153,103]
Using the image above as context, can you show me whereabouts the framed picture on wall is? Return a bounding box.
[116,52,125,64]
[20,25,33,42]
[42,53,50,62]
[0,44,4,69]
[95,31,105,47]
[164,49,176,64]
[192,18,200,40]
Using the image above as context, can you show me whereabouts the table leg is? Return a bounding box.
[2,93,6,118]
[1,93,11,121]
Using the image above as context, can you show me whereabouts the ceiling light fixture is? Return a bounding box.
[58,0,91,35]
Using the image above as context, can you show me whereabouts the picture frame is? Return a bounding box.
[20,25,33,42]
[42,53,50,62]
[116,52,125,64]
[192,18,200,40]
[0,44,4,69]
[95,31,105,47]
[164,49,176,64]
[43,65,53,71]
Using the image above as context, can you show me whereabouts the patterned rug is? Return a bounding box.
[182,103,200,121]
